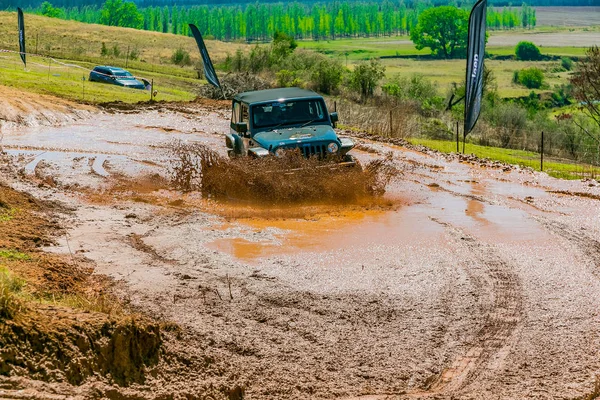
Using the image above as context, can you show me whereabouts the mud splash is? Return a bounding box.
[168,141,398,204]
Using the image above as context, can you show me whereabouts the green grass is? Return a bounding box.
[0,266,27,319]
[0,53,197,103]
[409,138,600,180]
[0,208,16,222]
[0,249,31,261]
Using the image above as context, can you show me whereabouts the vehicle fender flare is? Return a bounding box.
[225,133,244,155]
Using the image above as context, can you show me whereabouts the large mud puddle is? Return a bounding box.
[206,177,555,264]
[2,107,595,266]
[2,110,227,186]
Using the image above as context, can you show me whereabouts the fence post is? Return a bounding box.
[389,110,393,137]
[150,79,154,102]
[47,57,51,81]
[540,131,544,172]
[82,74,85,101]
[456,121,459,153]
[334,100,337,112]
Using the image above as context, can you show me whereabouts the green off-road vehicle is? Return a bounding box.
[226,87,356,164]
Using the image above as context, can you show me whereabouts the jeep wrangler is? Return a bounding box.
[226,87,355,163]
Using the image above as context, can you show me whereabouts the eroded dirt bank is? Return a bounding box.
[1,94,600,399]
[0,86,95,129]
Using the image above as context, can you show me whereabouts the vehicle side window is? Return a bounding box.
[232,102,240,124]
[241,104,249,122]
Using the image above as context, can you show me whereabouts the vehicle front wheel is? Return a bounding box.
[343,154,361,168]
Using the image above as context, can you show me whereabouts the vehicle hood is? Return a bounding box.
[116,79,144,87]
[253,124,338,149]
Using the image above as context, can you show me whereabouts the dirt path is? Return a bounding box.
[1,100,600,399]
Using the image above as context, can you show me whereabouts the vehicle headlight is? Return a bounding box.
[327,142,339,153]
[275,147,286,157]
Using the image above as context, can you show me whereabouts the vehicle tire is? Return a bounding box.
[344,154,361,168]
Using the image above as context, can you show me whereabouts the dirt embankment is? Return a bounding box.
[0,167,162,393]
[0,86,95,129]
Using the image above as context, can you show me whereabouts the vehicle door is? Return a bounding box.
[100,68,113,83]
[230,101,241,135]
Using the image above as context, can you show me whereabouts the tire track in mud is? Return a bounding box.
[536,217,600,278]
[421,219,524,396]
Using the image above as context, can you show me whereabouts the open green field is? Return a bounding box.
[410,138,600,180]
[300,27,597,98]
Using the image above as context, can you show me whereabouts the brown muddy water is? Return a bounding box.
[2,105,600,399]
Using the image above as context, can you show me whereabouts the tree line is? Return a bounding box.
[33,0,536,42]
[5,0,595,8]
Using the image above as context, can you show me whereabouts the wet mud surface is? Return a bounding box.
[1,99,600,399]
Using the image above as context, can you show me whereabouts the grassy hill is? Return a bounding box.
[0,12,248,103]
[0,11,244,76]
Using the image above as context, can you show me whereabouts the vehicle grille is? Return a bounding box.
[285,143,328,159]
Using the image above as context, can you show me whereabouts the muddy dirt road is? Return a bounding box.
[1,100,600,399]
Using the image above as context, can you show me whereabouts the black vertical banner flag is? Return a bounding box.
[17,7,26,67]
[464,0,487,136]
[189,24,221,90]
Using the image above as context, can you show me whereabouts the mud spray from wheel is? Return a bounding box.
[167,140,400,206]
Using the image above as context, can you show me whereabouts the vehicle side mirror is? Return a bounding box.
[233,122,247,134]
[330,112,339,123]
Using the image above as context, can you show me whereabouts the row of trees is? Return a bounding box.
[35,0,536,42]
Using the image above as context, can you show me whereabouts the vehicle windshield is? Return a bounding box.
[252,99,327,129]
[113,71,135,80]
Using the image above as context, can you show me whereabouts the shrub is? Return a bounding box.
[485,102,528,148]
[112,44,121,57]
[225,49,246,72]
[516,67,545,89]
[276,70,303,88]
[309,59,345,94]
[0,267,26,320]
[101,42,109,57]
[383,74,438,102]
[171,48,191,66]
[515,41,542,61]
[561,57,573,71]
[128,48,139,61]
[349,59,386,100]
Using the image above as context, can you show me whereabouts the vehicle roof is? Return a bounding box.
[234,88,322,104]
[94,66,129,73]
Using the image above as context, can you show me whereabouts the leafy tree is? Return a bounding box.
[515,41,541,61]
[410,6,469,59]
[100,0,143,29]
[570,46,600,135]
[41,1,63,18]
[349,58,385,100]
[272,31,298,61]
